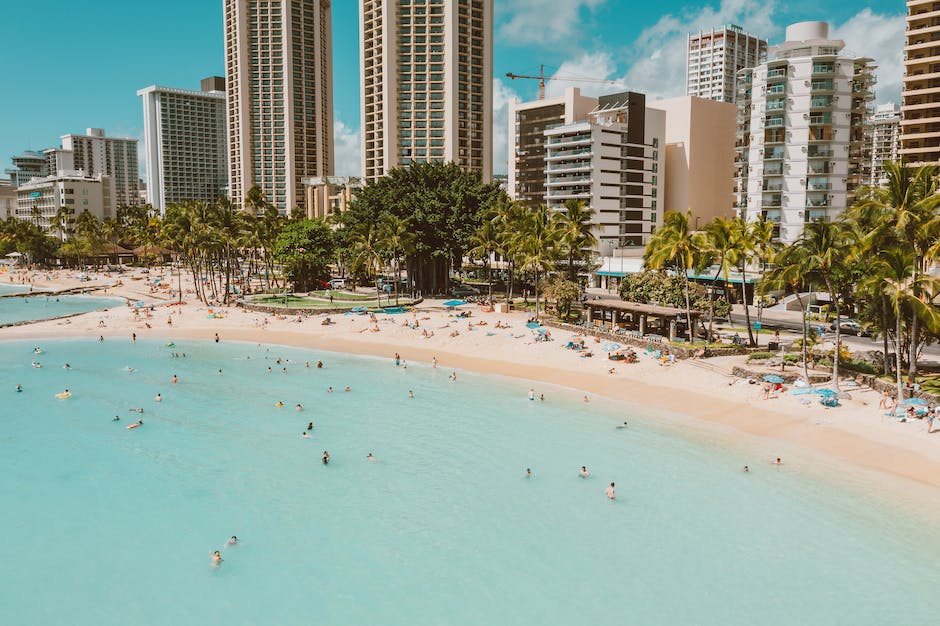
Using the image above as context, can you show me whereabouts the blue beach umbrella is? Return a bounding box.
[762,375,785,384]
[903,397,928,406]
[602,343,621,352]
[443,299,467,308]
[816,388,838,397]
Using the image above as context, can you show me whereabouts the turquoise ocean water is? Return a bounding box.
[0,287,123,325]
[1,338,939,625]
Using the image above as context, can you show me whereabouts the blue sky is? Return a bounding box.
[0,0,905,178]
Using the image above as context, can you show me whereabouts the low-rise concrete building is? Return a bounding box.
[301,176,363,220]
[15,172,113,236]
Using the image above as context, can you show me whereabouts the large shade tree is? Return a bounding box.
[335,162,501,295]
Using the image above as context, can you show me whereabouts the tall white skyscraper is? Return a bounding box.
[138,77,228,213]
[687,24,767,104]
[60,129,139,210]
[736,22,874,244]
[865,103,901,188]
[224,0,334,213]
[360,0,493,183]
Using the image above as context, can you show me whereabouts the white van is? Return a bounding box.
[329,278,346,289]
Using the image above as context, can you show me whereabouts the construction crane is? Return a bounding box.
[505,64,619,100]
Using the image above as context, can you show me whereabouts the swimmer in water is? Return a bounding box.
[98,335,104,342]
[432,356,438,368]
[616,421,628,429]
[129,408,144,413]
[366,453,377,461]
[218,369,223,375]
[267,367,273,373]
[525,468,532,478]
[344,386,350,392]
[212,551,223,566]
[113,415,120,421]
[450,371,457,382]
[322,451,330,465]
[606,482,616,500]
[743,465,749,472]
[127,419,143,429]
[772,457,782,465]
[295,403,303,411]
[16,384,23,392]
[305,361,310,368]
[539,394,545,402]
[227,536,237,546]
[528,388,535,401]
[408,390,414,398]
[63,363,71,370]
[171,374,178,384]
[275,401,284,407]
[317,361,323,369]
[579,466,590,478]
[583,395,590,403]
[327,386,333,393]
[155,393,163,402]
[302,431,310,438]
[32,361,41,368]
[307,422,314,431]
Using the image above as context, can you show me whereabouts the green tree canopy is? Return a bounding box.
[272,218,335,292]
[334,162,501,294]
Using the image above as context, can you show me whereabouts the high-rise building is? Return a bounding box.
[902,0,940,165]
[224,0,334,213]
[4,151,48,188]
[59,128,139,209]
[360,0,493,183]
[687,24,767,103]
[507,87,597,208]
[865,103,901,188]
[649,96,738,224]
[544,92,665,252]
[138,77,228,213]
[735,22,874,244]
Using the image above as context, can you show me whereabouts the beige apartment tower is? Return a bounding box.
[649,96,737,223]
[224,0,334,213]
[902,0,940,165]
[687,25,767,104]
[360,0,493,183]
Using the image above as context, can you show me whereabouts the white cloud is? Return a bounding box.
[620,0,779,100]
[831,9,905,106]
[492,79,520,176]
[333,119,361,177]
[498,0,607,48]
[544,52,625,99]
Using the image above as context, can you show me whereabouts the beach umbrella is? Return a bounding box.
[903,397,929,406]
[602,343,621,352]
[762,375,785,384]
[442,299,467,308]
[815,388,838,397]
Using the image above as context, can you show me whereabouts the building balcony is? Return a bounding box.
[545,149,592,160]
[545,176,591,186]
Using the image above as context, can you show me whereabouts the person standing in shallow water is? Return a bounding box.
[606,482,615,499]
[322,451,330,465]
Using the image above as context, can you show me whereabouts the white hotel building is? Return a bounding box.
[865,103,901,187]
[360,0,493,182]
[736,22,874,243]
[15,172,112,235]
[544,92,665,251]
[138,77,228,213]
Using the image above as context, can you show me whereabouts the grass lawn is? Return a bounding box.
[252,295,386,309]
[307,290,378,301]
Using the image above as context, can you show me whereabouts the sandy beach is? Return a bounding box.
[4,266,940,498]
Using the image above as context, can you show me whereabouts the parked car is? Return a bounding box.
[450,284,480,297]
[829,318,870,337]
[329,278,346,289]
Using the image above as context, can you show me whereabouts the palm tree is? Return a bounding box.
[468,218,500,301]
[555,199,597,282]
[762,243,817,381]
[380,215,414,305]
[50,207,72,241]
[350,223,386,304]
[790,219,854,392]
[699,217,738,341]
[645,211,700,341]
[515,204,560,318]
[857,162,940,378]
[490,198,527,305]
